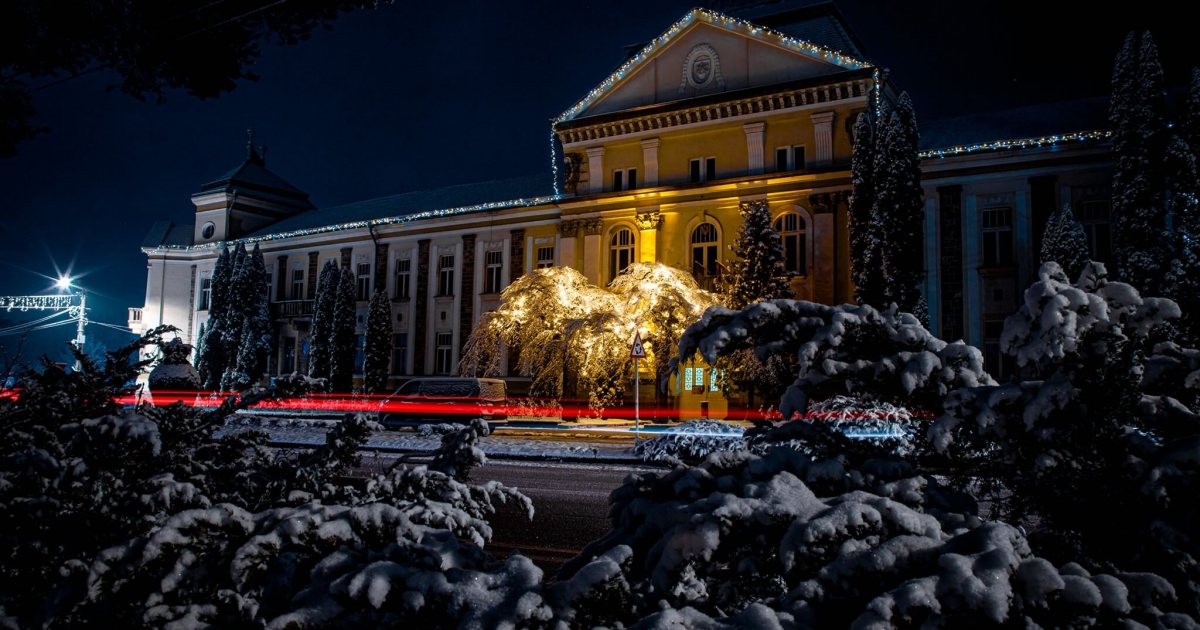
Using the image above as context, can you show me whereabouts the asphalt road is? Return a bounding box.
[477,460,657,579]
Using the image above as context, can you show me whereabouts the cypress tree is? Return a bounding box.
[849,112,884,308]
[220,245,250,386]
[1110,31,1171,296]
[193,322,208,384]
[307,260,339,386]
[726,200,794,309]
[1039,205,1091,281]
[198,246,232,389]
[329,265,358,392]
[363,288,394,394]
[231,243,274,390]
[874,93,928,324]
[1185,67,1200,154]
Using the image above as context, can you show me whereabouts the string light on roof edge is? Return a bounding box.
[553,8,871,124]
[918,130,1112,159]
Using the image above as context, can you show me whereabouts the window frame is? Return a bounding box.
[688,157,717,183]
[356,263,372,301]
[773,211,808,276]
[434,332,454,375]
[611,167,638,191]
[775,145,806,172]
[437,254,456,297]
[290,269,304,300]
[609,228,636,280]
[536,246,555,269]
[394,257,412,300]
[981,207,1015,268]
[484,250,504,294]
[1076,199,1111,263]
[691,222,720,279]
[198,276,212,311]
[392,332,408,376]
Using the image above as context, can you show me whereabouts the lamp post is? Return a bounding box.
[0,275,88,371]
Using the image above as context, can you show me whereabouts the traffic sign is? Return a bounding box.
[629,331,646,358]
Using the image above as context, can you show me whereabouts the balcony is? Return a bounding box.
[128,307,144,334]
[271,299,314,319]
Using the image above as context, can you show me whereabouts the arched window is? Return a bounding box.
[773,212,807,276]
[610,228,635,279]
[691,222,720,279]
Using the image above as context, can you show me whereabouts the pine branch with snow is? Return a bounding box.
[1039,204,1091,282]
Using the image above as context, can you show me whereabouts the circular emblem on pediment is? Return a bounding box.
[681,44,724,92]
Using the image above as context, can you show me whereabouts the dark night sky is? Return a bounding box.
[2,0,1198,363]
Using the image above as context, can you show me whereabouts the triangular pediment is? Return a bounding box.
[557,8,870,123]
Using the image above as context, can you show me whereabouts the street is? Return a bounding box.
[476,460,658,579]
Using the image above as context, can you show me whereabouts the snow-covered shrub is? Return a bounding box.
[0,328,535,628]
[558,448,1197,629]
[676,299,994,422]
[633,420,749,462]
[417,421,466,437]
[931,262,1200,615]
[148,337,201,391]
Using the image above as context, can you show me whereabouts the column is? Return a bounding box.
[641,138,660,186]
[373,243,389,295]
[582,218,602,284]
[811,194,837,304]
[275,255,288,301]
[413,239,430,376]
[586,146,605,194]
[1014,190,1031,290]
[937,186,964,342]
[636,209,662,263]
[743,122,765,175]
[558,220,578,270]
[509,228,525,281]
[963,194,981,346]
[811,111,835,167]
[307,252,319,297]
[923,198,939,338]
[459,234,475,352]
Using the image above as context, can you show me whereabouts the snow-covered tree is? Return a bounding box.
[362,287,393,393]
[931,261,1200,614]
[329,265,358,392]
[192,321,208,384]
[197,246,233,389]
[875,93,928,325]
[1110,31,1173,297]
[0,329,537,629]
[307,259,338,387]
[557,448,1196,628]
[1039,204,1090,280]
[229,242,273,391]
[849,112,884,308]
[725,200,793,309]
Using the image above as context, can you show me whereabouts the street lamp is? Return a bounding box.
[54,275,74,292]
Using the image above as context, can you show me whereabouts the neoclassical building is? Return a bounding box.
[132,2,1112,416]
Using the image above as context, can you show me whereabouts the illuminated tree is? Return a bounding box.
[461,263,719,416]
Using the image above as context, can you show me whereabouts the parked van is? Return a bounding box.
[379,377,507,427]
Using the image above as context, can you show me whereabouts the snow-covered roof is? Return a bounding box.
[919,96,1110,153]
[141,221,194,249]
[243,174,554,240]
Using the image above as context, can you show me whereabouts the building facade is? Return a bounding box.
[132,3,1112,412]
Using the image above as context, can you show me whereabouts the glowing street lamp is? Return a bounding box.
[54,275,74,292]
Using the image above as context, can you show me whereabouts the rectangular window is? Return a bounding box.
[684,367,694,390]
[395,258,411,300]
[485,250,504,294]
[536,246,555,269]
[435,332,453,375]
[282,336,297,373]
[356,263,371,301]
[689,158,716,183]
[611,168,638,191]
[392,332,408,375]
[438,254,455,297]
[775,146,806,172]
[693,367,705,393]
[290,269,304,300]
[1078,199,1112,263]
[353,334,366,374]
[711,369,720,392]
[705,157,716,181]
[198,277,212,311]
[689,159,702,183]
[983,320,1015,379]
[982,207,1014,267]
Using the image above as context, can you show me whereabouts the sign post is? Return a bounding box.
[630,331,647,441]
